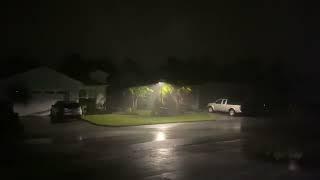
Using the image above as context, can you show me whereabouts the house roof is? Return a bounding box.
[0,67,84,90]
[80,69,109,85]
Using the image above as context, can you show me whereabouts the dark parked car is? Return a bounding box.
[50,101,83,123]
[241,100,270,116]
[241,97,297,117]
[0,100,24,142]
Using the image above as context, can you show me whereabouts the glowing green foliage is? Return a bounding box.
[177,86,192,94]
[160,83,174,96]
[129,86,154,110]
[129,86,154,97]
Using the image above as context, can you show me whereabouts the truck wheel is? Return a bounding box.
[208,107,214,113]
[229,109,236,116]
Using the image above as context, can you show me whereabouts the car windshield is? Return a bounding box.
[215,99,222,103]
[64,103,80,109]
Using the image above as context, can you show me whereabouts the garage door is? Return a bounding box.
[14,90,65,116]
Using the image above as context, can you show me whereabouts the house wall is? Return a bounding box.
[0,67,84,116]
[1,67,111,116]
[13,89,80,116]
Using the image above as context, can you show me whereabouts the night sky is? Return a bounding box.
[2,0,317,71]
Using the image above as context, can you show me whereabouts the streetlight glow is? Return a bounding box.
[155,131,166,141]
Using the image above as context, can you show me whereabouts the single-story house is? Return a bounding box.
[0,67,108,116]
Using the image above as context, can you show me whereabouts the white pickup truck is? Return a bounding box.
[207,98,242,116]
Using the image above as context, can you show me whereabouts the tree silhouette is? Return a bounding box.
[58,53,115,83]
[0,55,40,78]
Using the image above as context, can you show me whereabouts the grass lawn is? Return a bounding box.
[83,112,218,126]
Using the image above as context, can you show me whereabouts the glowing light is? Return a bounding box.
[158,82,164,86]
[155,131,166,141]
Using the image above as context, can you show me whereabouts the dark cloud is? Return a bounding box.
[1,0,310,69]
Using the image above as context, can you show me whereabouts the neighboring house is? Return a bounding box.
[0,67,108,116]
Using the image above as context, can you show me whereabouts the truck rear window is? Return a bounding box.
[227,99,242,105]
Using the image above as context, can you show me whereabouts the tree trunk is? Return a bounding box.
[172,95,180,114]
[131,96,136,111]
[134,98,138,110]
[194,86,200,110]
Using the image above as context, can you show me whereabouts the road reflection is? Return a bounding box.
[154,131,166,141]
[148,148,175,172]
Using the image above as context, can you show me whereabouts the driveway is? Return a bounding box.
[10,115,320,179]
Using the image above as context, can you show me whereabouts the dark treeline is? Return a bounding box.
[0,56,41,78]
[0,54,305,90]
[162,56,298,86]
[57,53,116,84]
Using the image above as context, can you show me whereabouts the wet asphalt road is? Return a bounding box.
[15,116,320,180]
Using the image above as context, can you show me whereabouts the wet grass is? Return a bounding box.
[83,112,217,126]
